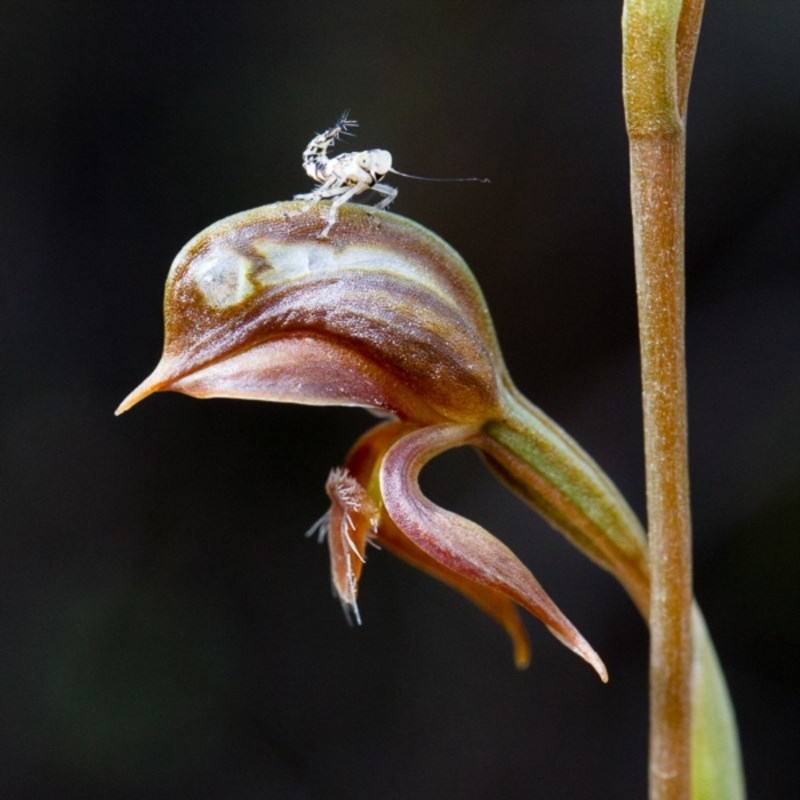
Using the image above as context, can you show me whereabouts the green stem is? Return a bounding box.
[480,380,744,798]
[482,385,651,617]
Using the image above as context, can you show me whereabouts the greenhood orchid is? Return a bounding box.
[118,201,653,681]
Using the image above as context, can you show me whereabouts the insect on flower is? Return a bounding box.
[116,201,652,680]
[293,111,489,237]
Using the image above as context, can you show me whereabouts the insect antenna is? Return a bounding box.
[388,168,490,184]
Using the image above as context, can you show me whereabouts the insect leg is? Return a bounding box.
[294,175,347,209]
[319,181,369,237]
[369,182,398,210]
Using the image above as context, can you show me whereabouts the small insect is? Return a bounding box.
[293,111,489,237]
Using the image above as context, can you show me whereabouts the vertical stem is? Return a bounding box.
[631,132,693,800]
[622,1,705,798]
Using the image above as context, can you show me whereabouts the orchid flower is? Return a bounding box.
[117,201,653,681]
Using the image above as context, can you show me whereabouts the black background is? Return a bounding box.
[2,2,798,798]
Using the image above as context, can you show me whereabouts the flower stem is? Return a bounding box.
[633,129,693,800]
[483,386,651,618]
[483,384,744,796]
[622,1,705,798]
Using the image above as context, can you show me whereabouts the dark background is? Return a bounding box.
[2,2,798,798]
